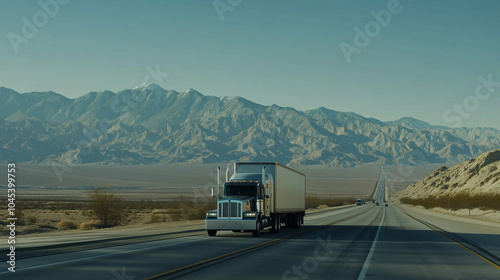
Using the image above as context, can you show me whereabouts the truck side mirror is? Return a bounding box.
[211,187,216,198]
[266,187,270,198]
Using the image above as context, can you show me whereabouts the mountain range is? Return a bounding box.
[1,84,499,167]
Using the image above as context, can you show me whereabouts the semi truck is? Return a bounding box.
[205,162,306,237]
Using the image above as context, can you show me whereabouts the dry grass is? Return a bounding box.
[57,219,79,230]
[88,188,129,227]
[0,195,217,236]
[79,220,103,230]
[400,193,500,211]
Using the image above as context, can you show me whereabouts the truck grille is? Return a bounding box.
[218,201,241,218]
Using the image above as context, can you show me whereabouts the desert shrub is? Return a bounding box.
[87,188,129,227]
[401,193,500,211]
[25,213,39,225]
[147,213,161,224]
[166,196,217,221]
[57,219,79,230]
[79,220,103,230]
[146,209,169,224]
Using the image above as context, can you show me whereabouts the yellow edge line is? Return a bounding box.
[398,207,500,271]
[143,209,368,280]
[450,239,500,270]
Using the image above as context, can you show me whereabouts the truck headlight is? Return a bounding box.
[206,211,217,218]
[243,212,256,218]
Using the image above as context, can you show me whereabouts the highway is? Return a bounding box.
[3,172,500,280]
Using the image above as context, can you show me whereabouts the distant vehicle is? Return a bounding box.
[356,199,365,205]
[205,162,306,237]
[376,202,380,206]
[385,203,388,207]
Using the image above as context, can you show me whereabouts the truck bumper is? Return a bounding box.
[205,218,257,231]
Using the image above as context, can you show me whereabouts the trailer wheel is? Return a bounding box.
[290,213,301,229]
[270,214,280,233]
[207,230,217,237]
[252,220,261,237]
[276,215,281,233]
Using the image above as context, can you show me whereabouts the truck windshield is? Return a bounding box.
[224,185,257,197]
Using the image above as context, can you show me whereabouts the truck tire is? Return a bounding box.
[207,230,217,237]
[276,215,281,233]
[269,220,275,233]
[290,213,301,229]
[270,214,279,233]
[252,220,261,237]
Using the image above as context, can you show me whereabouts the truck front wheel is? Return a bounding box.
[207,230,217,237]
[252,220,261,237]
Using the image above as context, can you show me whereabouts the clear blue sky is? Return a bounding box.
[1,0,499,129]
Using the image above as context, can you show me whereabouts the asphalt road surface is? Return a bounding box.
[2,172,500,280]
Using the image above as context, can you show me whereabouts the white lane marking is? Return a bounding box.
[357,206,386,280]
[0,238,201,275]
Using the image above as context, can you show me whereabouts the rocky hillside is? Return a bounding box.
[396,149,500,199]
[1,84,500,166]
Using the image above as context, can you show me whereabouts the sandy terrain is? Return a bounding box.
[395,149,500,199]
